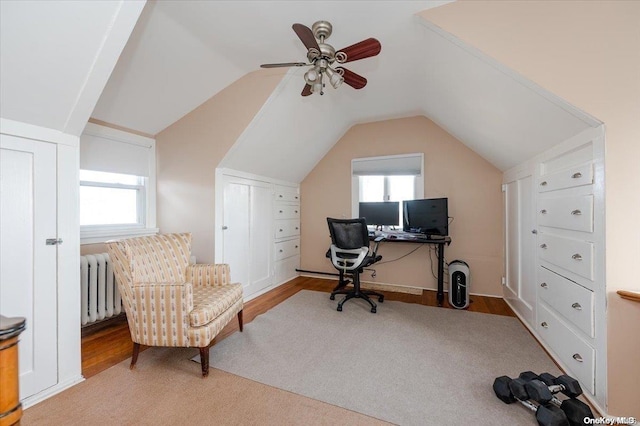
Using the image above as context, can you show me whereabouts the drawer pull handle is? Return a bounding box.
[571,209,582,216]
[541,322,548,329]
[540,243,548,249]
[572,302,582,310]
[572,353,584,363]
[295,227,299,230]
[279,229,283,232]
[279,249,283,253]
[540,209,547,214]
[279,194,283,198]
[540,181,548,186]
[572,172,583,179]
[279,210,283,213]
[295,245,299,249]
[532,229,538,234]
[572,253,583,261]
[295,196,299,199]
[295,210,298,214]
[540,282,548,289]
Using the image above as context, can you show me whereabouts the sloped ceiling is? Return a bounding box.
[92,0,600,182]
[0,1,144,136]
[3,1,600,179]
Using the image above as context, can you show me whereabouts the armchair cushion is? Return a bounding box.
[190,283,243,327]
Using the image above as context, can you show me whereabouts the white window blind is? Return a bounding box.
[80,124,153,177]
[352,153,422,176]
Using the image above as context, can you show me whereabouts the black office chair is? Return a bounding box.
[326,217,384,313]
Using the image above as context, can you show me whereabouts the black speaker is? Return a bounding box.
[449,260,470,309]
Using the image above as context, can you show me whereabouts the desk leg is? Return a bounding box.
[437,244,445,307]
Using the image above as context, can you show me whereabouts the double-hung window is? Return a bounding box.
[79,123,157,243]
[352,153,424,227]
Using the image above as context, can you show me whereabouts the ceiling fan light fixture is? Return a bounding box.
[325,67,344,89]
[304,68,320,84]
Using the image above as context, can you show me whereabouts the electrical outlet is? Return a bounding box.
[501,276,506,286]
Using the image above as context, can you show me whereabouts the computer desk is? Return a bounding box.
[373,233,452,307]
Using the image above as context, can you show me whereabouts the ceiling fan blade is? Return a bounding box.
[336,38,381,63]
[292,23,321,52]
[301,84,312,97]
[260,62,308,68]
[336,67,367,89]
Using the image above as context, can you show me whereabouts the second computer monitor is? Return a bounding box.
[403,198,449,236]
[359,201,400,228]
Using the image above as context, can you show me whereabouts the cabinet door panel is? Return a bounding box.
[0,136,57,399]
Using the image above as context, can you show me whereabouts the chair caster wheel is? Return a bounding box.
[378,296,384,303]
[337,306,342,312]
[371,308,377,313]
[330,294,335,300]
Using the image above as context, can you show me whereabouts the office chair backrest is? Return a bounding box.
[327,218,369,250]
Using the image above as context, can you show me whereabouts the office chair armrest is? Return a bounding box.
[371,236,384,257]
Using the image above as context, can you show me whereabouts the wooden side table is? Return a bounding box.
[0,315,26,426]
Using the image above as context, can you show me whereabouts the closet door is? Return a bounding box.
[504,174,536,324]
[0,134,58,398]
[222,175,272,297]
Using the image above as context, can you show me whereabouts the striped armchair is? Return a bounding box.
[106,233,243,377]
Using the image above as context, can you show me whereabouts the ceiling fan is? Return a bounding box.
[260,21,381,96]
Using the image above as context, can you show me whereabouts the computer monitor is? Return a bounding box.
[402,198,449,236]
[358,201,400,228]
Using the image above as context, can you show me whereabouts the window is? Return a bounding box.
[80,170,145,227]
[351,154,424,226]
[80,123,157,243]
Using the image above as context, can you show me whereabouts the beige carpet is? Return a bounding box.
[198,290,562,425]
[22,345,387,425]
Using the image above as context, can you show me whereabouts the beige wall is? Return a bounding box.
[155,69,286,263]
[301,116,504,296]
[421,0,640,416]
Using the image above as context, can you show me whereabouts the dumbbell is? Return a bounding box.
[525,379,594,426]
[538,373,583,399]
[492,376,569,426]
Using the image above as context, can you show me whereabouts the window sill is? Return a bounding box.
[80,227,159,245]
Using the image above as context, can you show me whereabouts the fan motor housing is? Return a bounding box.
[312,21,332,41]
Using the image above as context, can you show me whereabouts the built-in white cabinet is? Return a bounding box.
[503,127,606,411]
[0,119,82,407]
[273,184,300,287]
[216,170,299,300]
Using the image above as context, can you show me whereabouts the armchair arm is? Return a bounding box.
[185,263,232,287]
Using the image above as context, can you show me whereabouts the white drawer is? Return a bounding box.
[274,204,300,220]
[538,266,594,337]
[274,238,300,261]
[537,303,595,394]
[538,195,593,233]
[538,233,594,281]
[275,219,300,239]
[274,185,300,203]
[538,163,593,192]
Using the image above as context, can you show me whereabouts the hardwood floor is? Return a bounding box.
[81,276,515,378]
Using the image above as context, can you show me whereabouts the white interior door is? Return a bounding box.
[222,175,273,297]
[0,134,58,399]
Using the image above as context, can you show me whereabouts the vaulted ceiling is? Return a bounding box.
[1,0,601,182]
